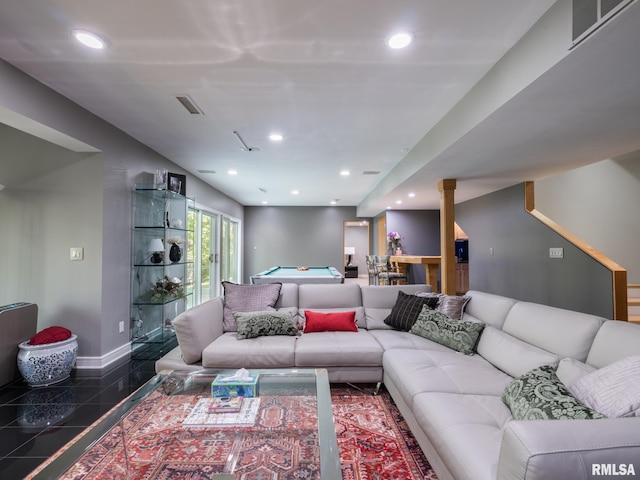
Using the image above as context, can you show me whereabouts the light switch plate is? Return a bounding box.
[549,247,564,258]
[70,247,84,261]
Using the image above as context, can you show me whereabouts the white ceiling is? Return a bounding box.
[1,1,639,216]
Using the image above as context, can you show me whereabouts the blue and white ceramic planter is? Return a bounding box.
[17,334,78,387]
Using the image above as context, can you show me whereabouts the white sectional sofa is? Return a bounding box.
[155,283,640,480]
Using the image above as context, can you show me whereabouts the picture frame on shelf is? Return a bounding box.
[168,172,186,195]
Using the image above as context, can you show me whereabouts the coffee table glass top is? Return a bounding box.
[29,368,341,479]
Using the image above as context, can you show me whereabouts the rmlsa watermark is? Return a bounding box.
[592,464,636,476]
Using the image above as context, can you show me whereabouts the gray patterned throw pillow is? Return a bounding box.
[502,365,606,421]
[409,306,484,355]
[234,310,300,340]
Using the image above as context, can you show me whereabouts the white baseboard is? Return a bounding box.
[76,342,131,370]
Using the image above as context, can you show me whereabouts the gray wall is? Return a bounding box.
[243,206,358,281]
[0,58,243,366]
[456,183,614,318]
[386,210,441,284]
[536,152,640,283]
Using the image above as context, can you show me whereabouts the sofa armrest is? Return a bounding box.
[172,297,224,364]
[498,418,640,480]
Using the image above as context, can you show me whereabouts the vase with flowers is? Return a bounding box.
[167,236,183,263]
[387,231,404,255]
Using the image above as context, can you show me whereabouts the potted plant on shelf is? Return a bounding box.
[139,276,186,304]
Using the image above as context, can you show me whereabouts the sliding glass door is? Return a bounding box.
[187,207,240,307]
[221,216,239,283]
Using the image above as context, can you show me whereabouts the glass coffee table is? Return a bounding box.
[28,368,341,479]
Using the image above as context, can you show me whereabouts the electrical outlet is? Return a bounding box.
[119,321,125,333]
[549,247,564,258]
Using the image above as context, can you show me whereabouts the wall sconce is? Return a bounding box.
[344,246,355,266]
[148,238,165,264]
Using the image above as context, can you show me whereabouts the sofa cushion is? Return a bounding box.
[172,297,224,364]
[586,320,640,368]
[298,283,365,327]
[501,302,604,362]
[303,310,357,333]
[555,357,596,388]
[570,355,640,418]
[384,291,439,331]
[502,365,605,420]
[435,294,471,320]
[295,330,383,367]
[233,310,300,340]
[413,392,512,480]
[222,281,282,331]
[410,307,484,355]
[383,348,513,410]
[477,326,560,378]
[370,330,458,352]
[463,290,517,329]
[202,332,296,368]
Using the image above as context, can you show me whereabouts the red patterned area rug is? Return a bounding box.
[27,384,437,480]
[333,385,437,480]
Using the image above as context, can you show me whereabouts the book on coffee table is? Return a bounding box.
[208,396,244,413]
[183,397,261,427]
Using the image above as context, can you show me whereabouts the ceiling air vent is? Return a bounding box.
[176,95,203,115]
[197,169,216,174]
[362,171,380,175]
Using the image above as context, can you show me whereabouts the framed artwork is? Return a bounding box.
[167,172,186,196]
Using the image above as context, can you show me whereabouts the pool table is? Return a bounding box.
[250,266,344,285]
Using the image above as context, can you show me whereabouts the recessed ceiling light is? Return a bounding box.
[387,32,412,49]
[269,133,283,142]
[340,170,350,176]
[72,29,107,49]
[408,192,415,198]
[330,199,339,205]
[261,200,268,205]
[291,190,299,195]
[386,206,392,210]
[396,200,402,204]
[227,169,238,175]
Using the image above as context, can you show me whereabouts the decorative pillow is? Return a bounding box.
[436,294,471,320]
[222,281,282,332]
[409,306,485,355]
[502,365,606,420]
[569,355,640,418]
[303,310,358,333]
[383,291,440,331]
[29,326,72,345]
[233,311,300,340]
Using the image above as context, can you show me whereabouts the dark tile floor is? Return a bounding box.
[0,357,158,479]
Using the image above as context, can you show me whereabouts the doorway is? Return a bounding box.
[343,220,370,280]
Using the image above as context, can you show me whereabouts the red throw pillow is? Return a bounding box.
[29,326,72,345]
[303,310,358,333]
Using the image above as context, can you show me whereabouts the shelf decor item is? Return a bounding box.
[140,276,186,304]
[387,231,404,255]
[148,238,165,264]
[168,236,183,263]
